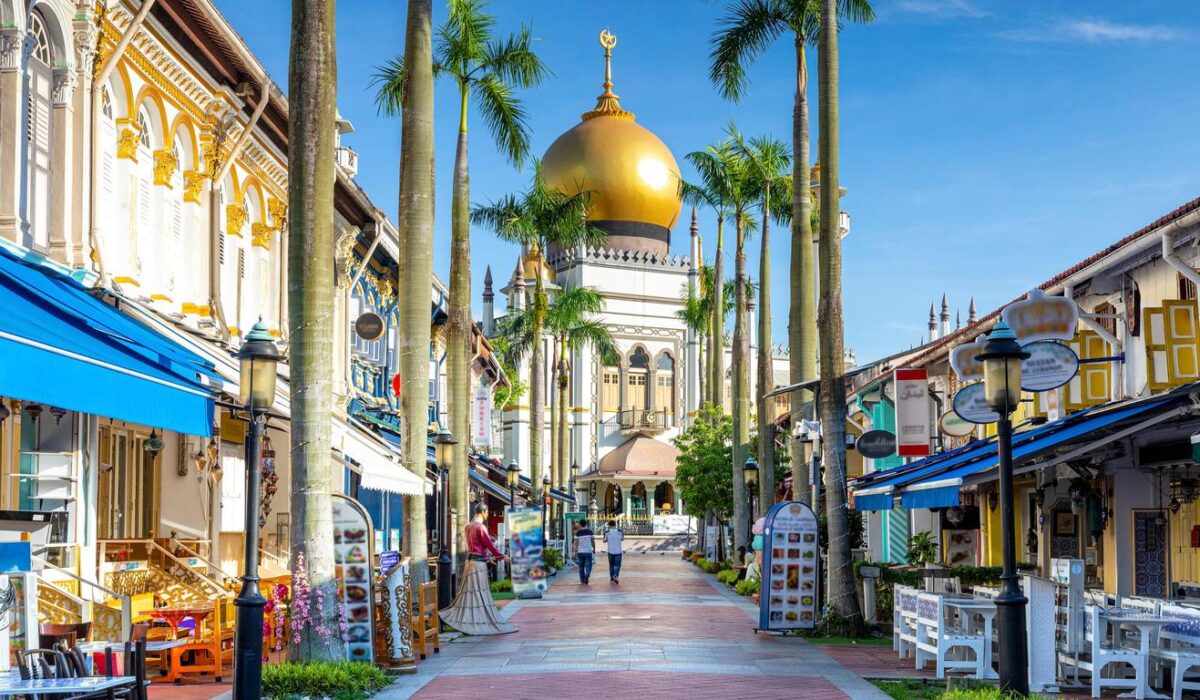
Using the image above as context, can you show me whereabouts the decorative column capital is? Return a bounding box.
[183,170,204,203]
[116,120,141,160]
[72,21,98,80]
[225,204,247,236]
[267,197,287,231]
[0,27,26,73]
[51,66,77,106]
[251,223,271,249]
[152,149,178,187]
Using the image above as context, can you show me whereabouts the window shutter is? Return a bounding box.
[1068,330,1111,409]
[1144,306,1172,393]
[1165,299,1200,385]
[137,170,151,271]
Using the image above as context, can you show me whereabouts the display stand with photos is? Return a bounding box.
[757,501,820,633]
[332,494,375,662]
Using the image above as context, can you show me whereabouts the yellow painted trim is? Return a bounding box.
[149,294,172,302]
[167,113,199,171]
[114,276,140,287]
[131,84,170,143]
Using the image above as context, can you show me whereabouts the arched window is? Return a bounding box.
[627,347,650,411]
[164,135,185,295]
[601,364,620,411]
[133,109,156,282]
[24,10,53,249]
[655,352,675,419]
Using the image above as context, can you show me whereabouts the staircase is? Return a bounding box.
[35,556,132,642]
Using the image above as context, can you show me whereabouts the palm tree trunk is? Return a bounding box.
[731,212,749,551]
[548,336,559,492]
[447,84,472,576]
[529,260,545,493]
[757,183,774,511]
[398,0,434,585]
[557,340,569,488]
[286,0,341,659]
[711,219,725,413]
[818,0,861,631]
[790,34,816,506]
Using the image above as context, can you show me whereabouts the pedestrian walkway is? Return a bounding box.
[385,553,891,699]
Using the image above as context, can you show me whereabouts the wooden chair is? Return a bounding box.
[412,581,440,660]
[40,622,92,649]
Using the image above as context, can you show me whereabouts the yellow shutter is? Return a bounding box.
[1165,299,1200,386]
[1144,306,1172,393]
[1077,330,1111,408]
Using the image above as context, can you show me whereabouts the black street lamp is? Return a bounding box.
[541,472,551,549]
[233,320,281,700]
[569,462,580,513]
[433,428,457,609]
[506,460,520,581]
[743,457,759,542]
[976,321,1030,697]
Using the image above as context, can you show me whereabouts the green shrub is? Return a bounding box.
[262,661,390,700]
[734,577,759,596]
[490,578,512,593]
[689,553,705,565]
[940,688,1048,700]
[543,548,565,571]
[716,569,739,586]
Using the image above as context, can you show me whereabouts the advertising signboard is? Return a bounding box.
[472,385,492,448]
[332,494,374,663]
[856,430,897,459]
[759,501,820,631]
[952,382,999,424]
[507,506,547,597]
[894,369,931,457]
[1020,341,1079,392]
[939,410,975,438]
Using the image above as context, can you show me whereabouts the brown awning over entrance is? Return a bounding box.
[594,433,680,479]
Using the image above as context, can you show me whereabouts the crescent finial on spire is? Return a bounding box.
[583,29,633,121]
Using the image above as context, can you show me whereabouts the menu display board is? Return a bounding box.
[506,506,547,597]
[758,501,820,631]
[332,494,374,662]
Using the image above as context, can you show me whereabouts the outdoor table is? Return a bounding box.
[0,673,135,698]
[941,595,998,680]
[148,605,212,638]
[77,640,188,654]
[1101,608,1170,700]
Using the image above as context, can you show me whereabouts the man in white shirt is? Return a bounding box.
[604,519,624,584]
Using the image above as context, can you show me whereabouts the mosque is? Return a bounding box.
[481,32,791,528]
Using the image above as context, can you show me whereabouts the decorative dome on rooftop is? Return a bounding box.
[540,30,682,257]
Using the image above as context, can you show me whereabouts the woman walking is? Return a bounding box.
[441,503,516,635]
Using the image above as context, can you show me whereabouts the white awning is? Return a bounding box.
[335,420,425,496]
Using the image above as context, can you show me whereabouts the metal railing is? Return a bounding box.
[99,539,229,601]
[591,513,655,536]
[618,408,669,431]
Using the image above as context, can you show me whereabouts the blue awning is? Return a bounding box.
[0,248,216,436]
[852,396,1178,512]
[469,467,512,504]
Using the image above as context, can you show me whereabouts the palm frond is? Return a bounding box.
[483,24,552,89]
[565,319,617,359]
[471,193,532,246]
[369,56,406,117]
[708,0,788,102]
[495,307,535,366]
[474,74,531,167]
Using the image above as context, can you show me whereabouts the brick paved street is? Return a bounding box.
[385,551,891,699]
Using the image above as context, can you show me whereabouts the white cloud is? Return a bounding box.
[1001,18,1184,43]
[894,0,988,19]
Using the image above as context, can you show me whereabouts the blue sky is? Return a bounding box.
[212,0,1200,363]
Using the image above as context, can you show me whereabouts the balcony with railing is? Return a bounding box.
[618,408,669,432]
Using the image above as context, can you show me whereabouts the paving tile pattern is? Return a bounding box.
[396,552,891,700]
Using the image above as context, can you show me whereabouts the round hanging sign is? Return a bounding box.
[354,312,385,341]
[856,430,897,459]
[952,382,999,425]
[939,410,976,437]
[1020,340,1079,392]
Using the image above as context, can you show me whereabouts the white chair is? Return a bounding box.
[914,592,984,679]
[1075,605,1144,698]
[895,585,919,659]
[1153,603,1200,700]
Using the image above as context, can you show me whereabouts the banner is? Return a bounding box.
[472,385,492,448]
[759,501,820,631]
[332,494,375,663]
[506,506,547,597]
[893,369,931,457]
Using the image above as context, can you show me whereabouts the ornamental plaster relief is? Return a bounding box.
[250,223,271,249]
[152,149,177,186]
[225,204,246,237]
[182,171,204,203]
[0,27,25,73]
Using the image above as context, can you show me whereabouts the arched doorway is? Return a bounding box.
[604,483,622,515]
[631,482,648,517]
[654,481,675,514]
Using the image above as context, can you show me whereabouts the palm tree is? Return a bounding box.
[687,134,759,551]
[733,132,791,511]
[394,0,436,584]
[676,262,714,414]
[472,168,607,490]
[373,0,548,576]
[286,0,341,659]
[709,0,873,505]
[817,0,862,632]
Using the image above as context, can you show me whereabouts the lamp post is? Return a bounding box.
[743,457,759,542]
[541,472,551,549]
[433,428,456,609]
[976,321,1030,697]
[569,462,580,513]
[232,321,281,700]
[506,460,520,581]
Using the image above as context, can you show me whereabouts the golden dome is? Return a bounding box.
[540,31,681,253]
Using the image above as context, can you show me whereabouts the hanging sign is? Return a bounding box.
[950,336,988,383]
[759,501,820,631]
[354,312,385,341]
[472,385,492,448]
[506,506,547,597]
[952,382,999,424]
[856,430,897,459]
[894,369,931,457]
[332,494,375,663]
[939,410,976,438]
[1001,289,1079,344]
[1020,341,1079,392]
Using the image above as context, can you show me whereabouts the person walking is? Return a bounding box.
[604,519,624,584]
[440,503,516,635]
[575,519,595,585]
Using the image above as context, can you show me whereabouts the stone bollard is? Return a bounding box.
[859,566,879,624]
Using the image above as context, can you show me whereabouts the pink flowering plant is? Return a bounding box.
[285,554,349,658]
